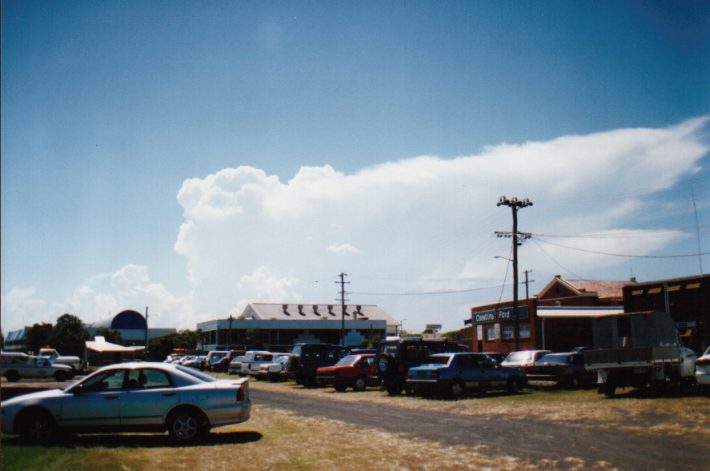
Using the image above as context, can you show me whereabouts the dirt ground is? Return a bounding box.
[248,380,710,470]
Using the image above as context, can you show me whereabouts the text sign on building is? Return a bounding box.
[473,306,529,325]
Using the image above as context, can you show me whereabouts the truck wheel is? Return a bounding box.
[601,384,616,397]
[448,380,465,399]
[569,375,580,389]
[54,371,67,382]
[377,354,395,375]
[6,370,20,382]
[353,376,367,391]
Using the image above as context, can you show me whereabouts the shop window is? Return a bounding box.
[520,324,531,338]
[502,326,514,340]
[486,325,500,340]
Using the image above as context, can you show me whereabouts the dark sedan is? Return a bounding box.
[522,352,595,387]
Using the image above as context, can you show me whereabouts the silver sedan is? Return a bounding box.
[1,362,250,444]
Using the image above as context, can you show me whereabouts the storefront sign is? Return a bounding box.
[472,306,529,325]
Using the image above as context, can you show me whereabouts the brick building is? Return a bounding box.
[466,276,630,354]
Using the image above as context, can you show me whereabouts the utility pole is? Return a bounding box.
[144,306,149,353]
[496,196,533,351]
[523,269,534,299]
[336,273,350,346]
[228,315,234,350]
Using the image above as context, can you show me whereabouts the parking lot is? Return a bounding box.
[2,376,708,470]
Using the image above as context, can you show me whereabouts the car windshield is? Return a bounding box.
[275,356,290,364]
[422,356,450,365]
[335,355,360,366]
[175,365,217,382]
[537,354,570,365]
[504,351,531,363]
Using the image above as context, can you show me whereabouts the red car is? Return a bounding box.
[316,354,379,392]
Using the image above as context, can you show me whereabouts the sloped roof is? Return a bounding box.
[537,276,631,301]
[240,303,397,326]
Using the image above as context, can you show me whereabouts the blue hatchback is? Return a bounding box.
[406,352,527,398]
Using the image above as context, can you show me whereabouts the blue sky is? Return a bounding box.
[2,1,709,333]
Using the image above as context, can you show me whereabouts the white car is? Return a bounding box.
[696,346,710,390]
[1,362,250,444]
[501,350,552,368]
[1,352,74,382]
[256,354,294,381]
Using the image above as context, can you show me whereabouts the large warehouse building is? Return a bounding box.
[198,302,398,351]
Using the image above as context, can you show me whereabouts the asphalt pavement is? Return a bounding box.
[251,387,709,471]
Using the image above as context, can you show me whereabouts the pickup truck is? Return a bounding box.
[38,348,85,371]
[1,352,74,382]
[584,311,697,396]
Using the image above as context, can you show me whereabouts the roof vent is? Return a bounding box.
[298,305,306,316]
[282,304,290,316]
[312,305,320,316]
[328,305,335,316]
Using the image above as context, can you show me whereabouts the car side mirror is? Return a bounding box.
[72,384,84,396]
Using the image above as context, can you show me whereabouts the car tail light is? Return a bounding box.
[236,382,248,402]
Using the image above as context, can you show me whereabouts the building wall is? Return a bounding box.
[623,274,710,353]
[197,319,387,351]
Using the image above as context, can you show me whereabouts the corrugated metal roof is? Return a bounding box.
[240,303,397,325]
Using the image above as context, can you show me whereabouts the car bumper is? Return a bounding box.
[696,370,710,386]
[205,400,251,428]
[406,379,447,394]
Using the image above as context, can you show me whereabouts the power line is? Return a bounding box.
[531,239,587,280]
[533,237,710,259]
[351,282,512,297]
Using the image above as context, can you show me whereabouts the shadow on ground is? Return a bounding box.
[2,430,263,449]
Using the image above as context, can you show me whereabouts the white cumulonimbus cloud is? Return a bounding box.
[2,117,708,332]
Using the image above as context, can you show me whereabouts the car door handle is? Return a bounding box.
[104,396,119,400]
[162,392,176,397]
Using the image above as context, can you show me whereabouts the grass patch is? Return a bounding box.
[1,405,615,470]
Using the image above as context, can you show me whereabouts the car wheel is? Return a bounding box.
[385,382,404,396]
[168,410,207,443]
[507,379,520,394]
[6,370,20,382]
[54,371,67,382]
[20,409,56,445]
[449,380,465,399]
[353,376,367,391]
[569,375,580,389]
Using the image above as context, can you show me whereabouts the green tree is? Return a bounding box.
[94,327,123,344]
[27,322,54,354]
[49,313,87,356]
[145,330,202,361]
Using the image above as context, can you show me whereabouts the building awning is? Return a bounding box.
[537,307,624,318]
[85,336,145,353]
